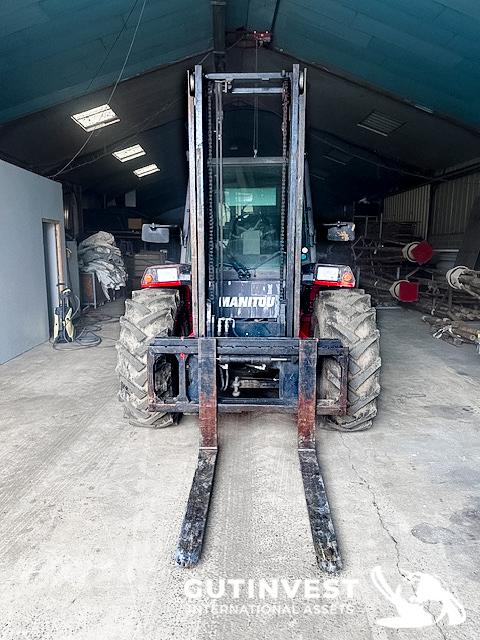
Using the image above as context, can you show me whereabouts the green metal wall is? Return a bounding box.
[0,0,212,122]
[2,0,480,126]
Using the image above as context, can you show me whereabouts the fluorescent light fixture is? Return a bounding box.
[71,104,120,132]
[112,144,145,162]
[134,163,160,178]
[357,110,404,137]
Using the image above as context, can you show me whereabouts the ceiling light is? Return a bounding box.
[357,110,404,137]
[71,104,120,132]
[134,164,160,177]
[112,144,145,162]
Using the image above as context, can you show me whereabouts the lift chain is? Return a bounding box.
[280,78,289,300]
[207,84,215,302]
[214,82,225,314]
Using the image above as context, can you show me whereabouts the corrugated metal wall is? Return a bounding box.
[429,172,480,248]
[383,184,430,238]
[383,172,480,249]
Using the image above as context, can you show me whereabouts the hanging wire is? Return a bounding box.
[50,0,148,179]
[86,0,142,95]
[46,34,245,178]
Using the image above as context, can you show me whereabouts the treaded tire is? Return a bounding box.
[116,288,179,428]
[312,289,381,431]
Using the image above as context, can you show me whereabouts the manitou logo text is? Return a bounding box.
[220,296,276,309]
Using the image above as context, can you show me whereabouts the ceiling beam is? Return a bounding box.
[41,118,184,178]
[271,47,480,140]
[308,127,433,181]
[212,0,226,72]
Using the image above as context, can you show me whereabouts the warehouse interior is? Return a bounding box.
[2,1,480,362]
[0,1,479,638]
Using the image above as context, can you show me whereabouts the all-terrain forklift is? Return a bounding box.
[116,66,381,573]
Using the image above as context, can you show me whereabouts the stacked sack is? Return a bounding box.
[78,231,127,300]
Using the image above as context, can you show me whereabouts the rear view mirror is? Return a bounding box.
[326,222,355,242]
[142,224,170,243]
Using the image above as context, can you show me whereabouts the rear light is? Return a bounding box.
[141,264,191,288]
[341,270,354,284]
[314,264,355,288]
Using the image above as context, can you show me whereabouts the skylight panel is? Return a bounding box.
[134,164,160,177]
[112,144,146,162]
[71,104,120,132]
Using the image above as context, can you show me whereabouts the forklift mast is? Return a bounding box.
[145,66,350,573]
[187,65,309,339]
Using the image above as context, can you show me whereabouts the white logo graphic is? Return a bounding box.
[371,566,466,629]
[220,295,276,309]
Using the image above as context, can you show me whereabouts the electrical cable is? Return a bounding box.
[46,107,184,175]
[52,327,102,350]
[53,254,123,350]
[50,0,148,178]
[86,0,143,95]
[65,248,81,319]
[52,307,122,351]
[43,35,245,177]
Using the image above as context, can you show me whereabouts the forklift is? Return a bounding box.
[116,66,381,573]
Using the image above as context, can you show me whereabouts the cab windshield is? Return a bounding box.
[218,163,282,274]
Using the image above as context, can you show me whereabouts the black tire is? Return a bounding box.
[116,288,179,428]
[312,289,381,431]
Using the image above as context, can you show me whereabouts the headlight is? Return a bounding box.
[141,264,191,288]
[314,264,355,287]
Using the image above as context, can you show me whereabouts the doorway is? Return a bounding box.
[42,220,63,335]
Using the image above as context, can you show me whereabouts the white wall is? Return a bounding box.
[0,159,64,364]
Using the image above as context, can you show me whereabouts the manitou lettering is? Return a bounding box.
[220,296,276,309]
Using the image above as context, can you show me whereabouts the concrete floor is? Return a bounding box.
[0,304,479,639]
